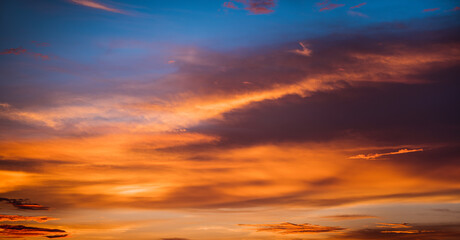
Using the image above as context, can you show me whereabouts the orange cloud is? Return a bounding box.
[239,222,345,234]
[70,0,124,14]
[377,223,412,228]
[349,148,423,160]
[0,215,58,223]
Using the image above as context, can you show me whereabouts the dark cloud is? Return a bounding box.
[190,77,460,148]
[239,222,345,234]
[0,224,67,238]
[0,198,50,210]
[334,223,460,240]
[0,158,70,173]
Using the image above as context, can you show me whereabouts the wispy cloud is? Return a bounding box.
[349,148,423,160]
[222,0,276,14]
[377,223,412,228]
[423,8,440,12]
[70,0,124,14]
[0,224,67,238]
[0,47,49,60]
[317,0,345,11]
[223,1,238,9]
[350,2,366,9]
[0,47,27,55]
[291,42,312,56]
[0,198,50,210]
[0,215,58,223]
[238,222,345,234]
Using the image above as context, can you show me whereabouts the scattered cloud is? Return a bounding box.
[0,47,49,60]
[245,0,276,14]
[349,148,423,160]
[223,0,276,14]
[350,2,366,9]
[0,198,50,210]
[0,215,58,223]
[238,222,345,234]
[32,53,50,60]
[70,0,124,14]
[223,1,238,9]
[0,47,27,55]
[424,8,440,12]
[0,224,67,238]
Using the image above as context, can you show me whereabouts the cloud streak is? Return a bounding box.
[239,222,345,234]
[349,148,424,160]
[0,215,58,223]
[0,224,67,238]
[70,0,124,14]
[0,198,50,210]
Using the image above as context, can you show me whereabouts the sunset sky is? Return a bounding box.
[1,0,460,239]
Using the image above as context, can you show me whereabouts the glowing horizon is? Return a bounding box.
[1,0,459,239]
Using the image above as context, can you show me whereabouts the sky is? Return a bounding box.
[0,0,459,239]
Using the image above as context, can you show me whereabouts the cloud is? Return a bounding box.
[321,214,377,221]
[348,10,368,17]
[290,42,312,56]
[0,224,67,238]
[223,0,276,14]
[424,8,440,12]
[0,215,58,223]
[223,2,238,9]
[70,0,124,14]
[349,148,423,160]
[350,2,366,9]
[317,1,345,11]
[0,47,27,55]
[377,223,412,228]
[334,223,460,240]
[32,53,50,60]
[239,222,345,234]
[245,0,276,14]
[0,47,49,60]
[0,198,50,210]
